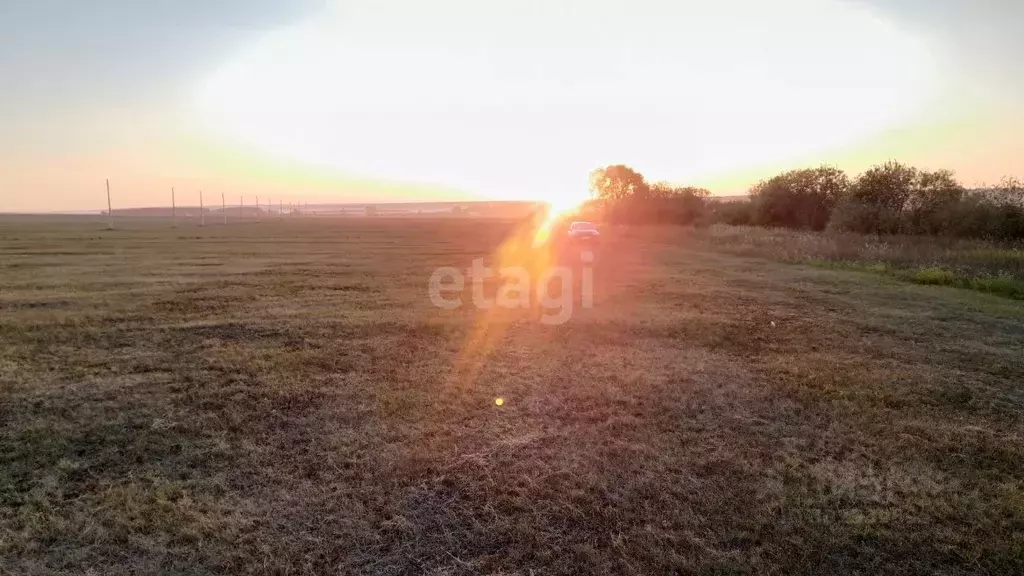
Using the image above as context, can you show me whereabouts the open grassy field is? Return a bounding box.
[2,216,1023,575]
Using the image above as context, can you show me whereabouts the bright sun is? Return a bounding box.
[195,0,936,202]
[533,191,592,246]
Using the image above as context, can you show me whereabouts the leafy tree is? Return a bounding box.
[589,165,650,200]
[847,161,917,212]
[749,166,849,230]
[902,169,965,235]
[832,162,974,236]
[951,180,1024,241]
[992,177,1024,206]
[832,161,917,234]
[588,167,711,225]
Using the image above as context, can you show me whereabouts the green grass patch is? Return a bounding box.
[808,260,1024,300]
[966,274,1024,299]
[912,267,957,286]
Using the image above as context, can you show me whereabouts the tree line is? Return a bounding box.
[586,162,1024,240]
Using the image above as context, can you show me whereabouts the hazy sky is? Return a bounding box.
[1,0,1021,211]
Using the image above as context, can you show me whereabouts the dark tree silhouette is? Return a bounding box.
[750,166,849,231]
[590,165,650,200]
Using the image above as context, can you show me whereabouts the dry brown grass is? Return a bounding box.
[1,215,1023,574]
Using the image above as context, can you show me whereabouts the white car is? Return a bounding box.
[567,221,600,242]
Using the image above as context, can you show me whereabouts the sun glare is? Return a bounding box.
[532,189,592,246]
[194,0,937,201]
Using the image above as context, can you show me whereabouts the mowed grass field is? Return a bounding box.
[2,215,1023,575]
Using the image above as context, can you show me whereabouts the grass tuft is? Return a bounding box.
[912,266,957,286]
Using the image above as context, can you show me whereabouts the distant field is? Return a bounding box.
[1,216,1022,575]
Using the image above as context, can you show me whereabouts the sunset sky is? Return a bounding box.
[1,0,1022,212]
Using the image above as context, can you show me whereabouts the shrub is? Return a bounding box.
[830,162,983,237]
[588,162,1024,240]
[750,166,849,230]
[828,199,888,235]
[607,193,709,225]
[832,161,918,235]
[902,170,966,235]
[707,199,755,226]
[589,166,711,226]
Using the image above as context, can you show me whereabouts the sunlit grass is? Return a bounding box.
[2,216,1022,574]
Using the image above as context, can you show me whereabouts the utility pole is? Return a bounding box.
[279,199,283,219]
[106,179,113,229]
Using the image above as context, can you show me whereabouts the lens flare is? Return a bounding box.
[533,191,592,247]
[451,205,563,388]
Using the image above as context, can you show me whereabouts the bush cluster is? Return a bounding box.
[586,165,710,225]
[587,162,1024,240]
